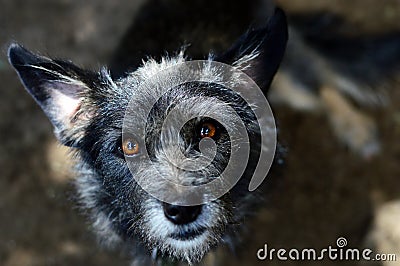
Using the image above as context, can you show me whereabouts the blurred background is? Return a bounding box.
[0,0,400,265]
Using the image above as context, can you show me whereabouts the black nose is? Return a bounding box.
[163,203,202,225]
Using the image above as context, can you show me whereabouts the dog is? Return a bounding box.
[8,3,288,265]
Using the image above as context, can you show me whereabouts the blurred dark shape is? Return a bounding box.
[110,0,274,78]
[289,12,400,90]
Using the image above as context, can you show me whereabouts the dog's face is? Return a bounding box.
[8,9,287,264]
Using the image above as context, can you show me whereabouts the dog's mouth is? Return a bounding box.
[169,226,207,241]
[142,200,225,263]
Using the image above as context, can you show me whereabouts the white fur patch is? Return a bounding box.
[140,199,225,264]
[232,50,260,71]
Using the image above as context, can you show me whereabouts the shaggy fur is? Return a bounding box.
[8,7,287,266]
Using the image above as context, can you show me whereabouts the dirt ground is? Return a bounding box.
[1,0,400,265]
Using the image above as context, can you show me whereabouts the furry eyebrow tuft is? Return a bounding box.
[101,67,118,90]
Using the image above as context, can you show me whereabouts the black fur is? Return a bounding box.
[8,4,287,265]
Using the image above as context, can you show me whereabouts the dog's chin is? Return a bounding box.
[163,229,212,262]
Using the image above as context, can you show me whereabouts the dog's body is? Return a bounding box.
[8,1,287,264]
[270,16,400,158]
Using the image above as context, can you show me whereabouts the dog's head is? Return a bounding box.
[8,8,287,264]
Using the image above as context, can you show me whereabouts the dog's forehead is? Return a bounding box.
[113,57,239,114]
[102,54,261,143]
[114,52,245,101]
[120,85,241,137]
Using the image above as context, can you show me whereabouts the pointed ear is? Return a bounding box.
[215,8,288,92]
[8,43,98,147]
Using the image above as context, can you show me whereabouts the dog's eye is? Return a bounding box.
[200,122,217,139]
[121,138,140,157]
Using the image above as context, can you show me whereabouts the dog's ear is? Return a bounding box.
[215,8,288,92]
[8,43,98,147]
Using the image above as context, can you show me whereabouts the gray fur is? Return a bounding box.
[8,8,287,264]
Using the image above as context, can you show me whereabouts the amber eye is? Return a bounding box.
[121,138,140,157]
[200,122,217,139]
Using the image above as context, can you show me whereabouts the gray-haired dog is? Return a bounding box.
[8,2,287,265]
